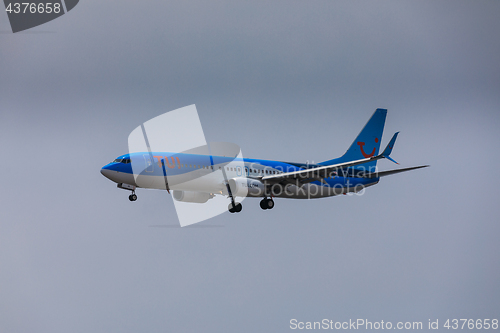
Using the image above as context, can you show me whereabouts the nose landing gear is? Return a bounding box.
[260,198,274,210]
[118,183,137,202]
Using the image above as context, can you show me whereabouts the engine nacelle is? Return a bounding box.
[228,177,266,197]
[172,190,212,203]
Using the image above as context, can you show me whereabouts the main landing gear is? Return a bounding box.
[260,198,274,210]
[228,198,275,213]
[228,202,242,213]
[128,191,137,202]
[226,182,242,213]
[225,180,275,213]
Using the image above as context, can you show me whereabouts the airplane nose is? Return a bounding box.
[100,168,113,179]
[100,164,116,180]
[100,163,137,186]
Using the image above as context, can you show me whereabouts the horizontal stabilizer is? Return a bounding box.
[362,165,429,178]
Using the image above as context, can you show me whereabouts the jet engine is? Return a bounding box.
[172,190,213,203]
[228,177,266,197]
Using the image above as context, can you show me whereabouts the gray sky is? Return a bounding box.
[1,1,499,332]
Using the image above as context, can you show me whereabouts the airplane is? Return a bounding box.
[100,108,428,213]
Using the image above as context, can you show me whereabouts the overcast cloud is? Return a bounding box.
[1,1,499,332]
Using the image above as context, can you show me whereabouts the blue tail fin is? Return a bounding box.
[319,108,387,171]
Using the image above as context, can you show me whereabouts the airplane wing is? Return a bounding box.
[260,132,424,186]
[261,154,386,186]
[359,165,429,178]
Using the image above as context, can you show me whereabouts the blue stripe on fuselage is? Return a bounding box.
[102,152,378,188]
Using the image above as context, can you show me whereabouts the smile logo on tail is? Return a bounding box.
[357,138,378,158]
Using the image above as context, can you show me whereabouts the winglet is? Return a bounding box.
[381,132,399,164]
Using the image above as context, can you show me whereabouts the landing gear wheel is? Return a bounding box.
[260,198,274,210]
[228,202,242,213]
[260,199,268,210]
[267,199,274,209]
[129,194,137,201]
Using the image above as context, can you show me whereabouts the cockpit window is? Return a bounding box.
[113,158,131,164]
